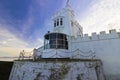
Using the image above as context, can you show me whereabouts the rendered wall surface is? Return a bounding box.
[9,60,104,80]
[71,30,120,79]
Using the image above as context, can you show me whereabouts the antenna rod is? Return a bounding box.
[66,0,69,5]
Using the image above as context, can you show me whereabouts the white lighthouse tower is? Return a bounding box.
[52,0,83,37]
[38,0,83,58]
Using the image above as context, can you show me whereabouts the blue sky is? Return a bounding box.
[0,0,62,45]
[0,0,120,59]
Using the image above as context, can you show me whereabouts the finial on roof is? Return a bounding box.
[65,0,72,11]
[66,0,70,6]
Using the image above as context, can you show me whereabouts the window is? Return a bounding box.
[71,21,73,27]
[58,34,63,39]
[54,20,56,27]
[57,19,59,26]
[50,33,56,40]
[60,18,63,26]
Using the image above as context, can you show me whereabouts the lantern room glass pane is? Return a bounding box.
[50,33,56,40]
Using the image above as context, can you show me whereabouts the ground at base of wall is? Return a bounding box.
[0,61,13,80]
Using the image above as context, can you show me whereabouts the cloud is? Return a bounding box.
[36,0,47,7]
[0,27,33,57]
[76,0,120,34]
[33,38,44,48]
[21,5,35,35]
[0,27,28,48]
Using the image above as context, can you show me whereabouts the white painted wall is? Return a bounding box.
[71,31,120,76]
[9,60,104,80]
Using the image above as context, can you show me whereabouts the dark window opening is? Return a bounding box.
[50,45,56,48]
[50,34,56,39]
[57,19,59,26]
[49,40,56,44]
[71,21,73,27]
[58,34,64,39]
[54,20,56,27]
[60,18,63,26]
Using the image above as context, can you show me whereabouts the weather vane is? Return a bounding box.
[66,0,70,5]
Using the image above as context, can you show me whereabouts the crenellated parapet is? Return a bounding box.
[71,29,120,42]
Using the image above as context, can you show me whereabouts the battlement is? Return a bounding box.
[72,29,120,42]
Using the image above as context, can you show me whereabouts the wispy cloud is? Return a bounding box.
[21,4,35,35]
[76,0,120,34]
[0,28,27,47]
[0,27,33,57]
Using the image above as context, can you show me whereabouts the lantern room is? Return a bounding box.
[44,32,68,50]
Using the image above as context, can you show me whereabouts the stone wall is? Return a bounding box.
[9,59,104,80]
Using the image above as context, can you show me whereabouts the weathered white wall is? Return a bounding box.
[71,30,120,78]
[9,60,104,80]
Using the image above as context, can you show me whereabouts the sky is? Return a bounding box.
[0,0,120,60]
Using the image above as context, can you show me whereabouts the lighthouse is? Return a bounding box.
[35,0,83,59]
[9,1,106,80]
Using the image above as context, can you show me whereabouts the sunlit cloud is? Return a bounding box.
[0,27,28,48]
[0,27,33,57]
[76,0,120,34]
